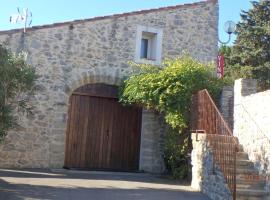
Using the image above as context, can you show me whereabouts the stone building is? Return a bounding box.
[0,0,218,173]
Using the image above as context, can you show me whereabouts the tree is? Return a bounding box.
[0,44,37,141]
[219,45,233,73]
[219,45,253,81]
[119,56,224,178]
[230,0,270,89]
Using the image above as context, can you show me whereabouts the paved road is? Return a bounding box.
[0,169,210,200]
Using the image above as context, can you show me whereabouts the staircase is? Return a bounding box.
[235,144,268,200]
[191,89,269,200]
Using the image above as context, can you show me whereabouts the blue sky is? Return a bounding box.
[0,0,252,45]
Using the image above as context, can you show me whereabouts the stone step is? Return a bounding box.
[213,154,249,165]
[237,178,266,187]
[216,151,249,160]
[236,174,266,192]
[236,165,255,171]
[236,188,268,199]
[210,142,239,147]
[209,143,243,152]
[237,183,266,190]
[237,152,249,160]
[237,167,259,174]
[223,167,259,175]
[206,141,244,150]
[218,159,253,167]
[236,171,261,181]
[236,160,254,168]
[236,196,266,200]
[237,144,244,152]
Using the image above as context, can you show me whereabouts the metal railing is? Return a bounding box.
[190,89,238,200]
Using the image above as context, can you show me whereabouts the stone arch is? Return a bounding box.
[49,68,123,167]
[66,68,123,97]
[49,67,165,173]
[64,75,143,171]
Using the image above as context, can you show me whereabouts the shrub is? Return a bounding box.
[119,56,224,178]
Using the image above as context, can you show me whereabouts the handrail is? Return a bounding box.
[203,90,233,135]
[191,89,237,200]
[203,89,238,145]
[235,102,270,142]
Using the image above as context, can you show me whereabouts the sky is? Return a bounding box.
[0,0,252,45]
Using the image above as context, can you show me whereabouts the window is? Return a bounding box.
[135,25,163,65]
[140,38,148,59]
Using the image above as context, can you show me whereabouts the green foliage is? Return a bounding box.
[164,128,190,179]
[0,44,37,141]
[222,0,270,89]
[219,45,232,69]
[219,45,253,84]
[119,56,224,178]
[233,0,270,67]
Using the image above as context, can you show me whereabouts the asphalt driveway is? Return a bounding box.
[0,169,210,200]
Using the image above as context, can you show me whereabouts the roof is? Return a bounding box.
[0,0,217,35]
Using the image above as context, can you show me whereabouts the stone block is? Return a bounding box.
[191,133,232,200]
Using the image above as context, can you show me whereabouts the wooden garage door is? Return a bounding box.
[64,83,142,171]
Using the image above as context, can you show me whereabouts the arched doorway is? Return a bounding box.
[64,83,142,171]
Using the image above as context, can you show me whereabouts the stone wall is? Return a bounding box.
[220,86,234,130]
[191,133,232,200]
[0,0,218,172]
[140,110,165,173]
[234,79,270,191]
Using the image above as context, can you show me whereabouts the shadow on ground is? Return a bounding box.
[0,169,210,200]
[0,168,189,185]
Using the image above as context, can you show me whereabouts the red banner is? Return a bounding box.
[217,55,225,78]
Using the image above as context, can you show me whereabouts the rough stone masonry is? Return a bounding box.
[191,133,232,200]
[0,0,218,173]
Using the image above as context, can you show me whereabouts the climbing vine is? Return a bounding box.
[119,56,225,178]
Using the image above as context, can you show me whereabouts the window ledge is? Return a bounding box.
[134,25,163,66]
[136,58,160,65]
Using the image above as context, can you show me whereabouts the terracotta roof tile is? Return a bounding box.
[0,0,217,35]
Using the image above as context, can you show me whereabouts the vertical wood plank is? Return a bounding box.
[65,84,142,171]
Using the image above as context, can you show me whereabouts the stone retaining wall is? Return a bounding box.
[140,110,166,173]
[191,133,232,200]
[234,79,270,191]
[220,86,234,130]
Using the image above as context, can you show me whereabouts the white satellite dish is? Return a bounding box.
[10,7,32,32]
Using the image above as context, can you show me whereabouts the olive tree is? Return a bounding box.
[0,44,37,141]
